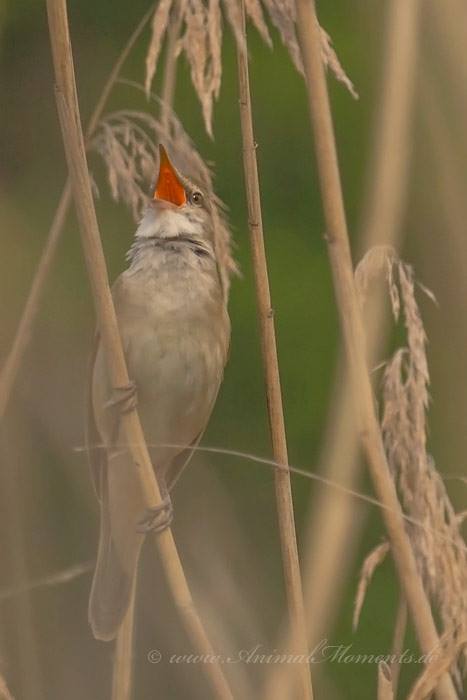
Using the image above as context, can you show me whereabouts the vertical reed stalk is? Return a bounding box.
[360,0,422,248]
[112,579,137,700]
[235,3,313,699]
[0,5,154,422]
[378,662,394,700]
[295,1,456,698]
[45,3,232,699]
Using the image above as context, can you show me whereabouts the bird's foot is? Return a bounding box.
[105,381,138,415]
[137,494,173,535]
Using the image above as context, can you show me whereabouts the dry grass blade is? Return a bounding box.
[0,561,93,602]
[407,634,467,700]
[235,3,313,699]
[320,27,358,99]
[45,3,233,699]
[183,0,222,136]
[358,246,467,681]
[77,440,467,552]
[353,541,389,631]
[377,661,394,700]
[145,0,174,96]
[145,0,226,136]
[160,0,183,129]
[295,1,458,697]
[244,0,272,46]
[144,0,355,135]
[112,582,137,700]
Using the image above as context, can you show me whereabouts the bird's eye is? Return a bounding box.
[190,191,203,206]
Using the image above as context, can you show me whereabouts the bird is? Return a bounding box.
[86,145,233,641]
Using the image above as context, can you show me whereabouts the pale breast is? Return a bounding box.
[96,245,230,470]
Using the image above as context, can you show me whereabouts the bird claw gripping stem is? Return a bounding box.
[105,381,138,414]
[137,494,173,534]
[105,381,139,444]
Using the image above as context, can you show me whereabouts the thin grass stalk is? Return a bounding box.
[294,2,457,699]
[112,578,137,700]
[235,4,313,700]
[0,560,93,602]
[112,13,182,697]
[390,593,408,698]
[0,5,154,423]
[378,662,394,700]
[45,3,233,699]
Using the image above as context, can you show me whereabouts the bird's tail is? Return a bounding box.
[88,451,145,641]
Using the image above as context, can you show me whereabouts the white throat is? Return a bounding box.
[135,206,203,239]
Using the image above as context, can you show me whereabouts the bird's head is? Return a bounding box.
[135,145,211,240]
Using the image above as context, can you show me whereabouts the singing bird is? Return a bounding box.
[87,145,232,641]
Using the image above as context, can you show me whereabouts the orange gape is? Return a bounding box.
[153,145,187,206]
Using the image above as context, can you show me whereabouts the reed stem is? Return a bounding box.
[235,3,313,699]
[112,579,137,700]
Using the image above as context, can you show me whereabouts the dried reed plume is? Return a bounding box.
[356,245,467,682]
[407,633,467,700]
[89,99,238,296]
[353,540,390,631]
[144,0,356,135]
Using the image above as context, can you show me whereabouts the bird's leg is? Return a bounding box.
[105,382,138,444]
[137,493,173,534]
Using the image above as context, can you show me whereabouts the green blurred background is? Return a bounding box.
[1,1,466,698]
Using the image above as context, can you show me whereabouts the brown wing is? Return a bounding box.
[85,332,107,500]
[164,351,229,493]
[164,432,202,493]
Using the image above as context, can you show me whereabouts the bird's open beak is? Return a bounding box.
[153,145,187,207]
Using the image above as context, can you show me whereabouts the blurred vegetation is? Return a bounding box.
[1,1,466,699]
